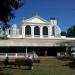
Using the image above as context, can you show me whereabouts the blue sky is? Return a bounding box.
[9,0,75,32]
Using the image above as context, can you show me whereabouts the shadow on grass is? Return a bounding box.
[0,66,32,75]
[56,57,70,61]
[64,61,75,69]
[2,65,32,70]
[0,68,12,75]
[0,72,11,75]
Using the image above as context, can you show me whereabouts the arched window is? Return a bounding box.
[34,26,40,36]
[25,25,31,36]
[52,26,55,36]
[43,26,48,36]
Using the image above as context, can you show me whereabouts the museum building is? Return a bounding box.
[0,16,74,56]
[7,15,61,38]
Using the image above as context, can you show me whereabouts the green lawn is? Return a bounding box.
[0,57,75,75]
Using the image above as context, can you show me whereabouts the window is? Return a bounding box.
[43,26,48,36]
[34,26,40,36]
[25,25,31,36]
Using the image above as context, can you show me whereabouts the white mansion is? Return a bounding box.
[4,15,61,38]
[0,16,75,47]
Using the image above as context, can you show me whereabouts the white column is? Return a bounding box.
[48,26,52,38]
[6,53,8,57]
[25,48,28,58]
[22,25,25,38]
[16,53,17,57]
[31,26,34,38]
[40,26,43,38]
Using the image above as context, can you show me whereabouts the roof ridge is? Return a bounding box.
[23,15,48,23]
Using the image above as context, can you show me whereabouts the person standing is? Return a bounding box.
[4,56,9,66]
[44,50,48,56]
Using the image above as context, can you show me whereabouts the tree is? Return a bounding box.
[61,31,66,36]
[67,25,75,37]
[0,0,23,31]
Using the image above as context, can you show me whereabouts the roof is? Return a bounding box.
[50,17,56,20]
[0,38,75,47]
[22,16,49,23]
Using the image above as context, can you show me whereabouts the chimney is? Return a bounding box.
[50,17,57,25]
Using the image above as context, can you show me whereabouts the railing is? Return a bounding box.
[0,53,24,57]
[34,35,40,37]
[0,53,6,56]
[0,52,33,58]
[7,53,16,56]
[43,35,48,37]
[25,35,31,37]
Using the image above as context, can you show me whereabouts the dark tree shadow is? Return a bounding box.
[0,71,12,75]
[64,61,75,69]
[2,65,32,70]
[56,56,70,61]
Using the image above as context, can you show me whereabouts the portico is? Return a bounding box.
[22,25,49,38]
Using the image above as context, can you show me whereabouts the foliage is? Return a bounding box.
[15,58,33,67]
[67,25,75,37]
[0,0,23,30]
[61,31,66,36]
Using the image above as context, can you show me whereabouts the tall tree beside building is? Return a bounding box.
[67,25,75,37]
[0,0,23,31]
[61,31,66,36]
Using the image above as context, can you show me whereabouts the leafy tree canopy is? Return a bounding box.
[61,31,66,36]
[67,25,75,37]
[0,0,23,30]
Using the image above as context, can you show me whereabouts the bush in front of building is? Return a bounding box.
[15,58,33,69]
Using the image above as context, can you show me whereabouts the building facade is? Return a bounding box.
[21,16,61,38]
[0,15,75,53]
[1,16,61,38]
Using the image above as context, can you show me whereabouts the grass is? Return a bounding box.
[0,56,75,75]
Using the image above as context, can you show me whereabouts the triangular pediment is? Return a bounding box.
[24,16,48,23]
